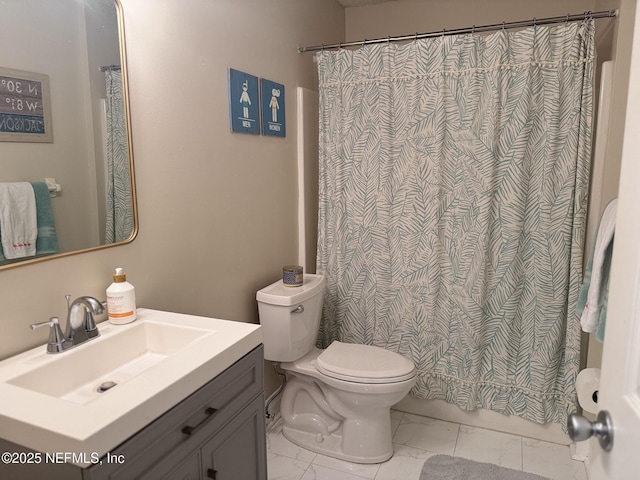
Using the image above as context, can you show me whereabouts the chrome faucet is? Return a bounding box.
[30,295,105,353]
[65,296,104,343]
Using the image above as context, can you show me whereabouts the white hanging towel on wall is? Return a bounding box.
[0,182,37,259]
[578,198,618,336]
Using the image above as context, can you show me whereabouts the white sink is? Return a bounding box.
[0,308,262,466]
[9,321,214,404]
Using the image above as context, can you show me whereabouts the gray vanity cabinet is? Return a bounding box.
[86,345,267,480]
[135,396,266,480]
[0,345,266,480]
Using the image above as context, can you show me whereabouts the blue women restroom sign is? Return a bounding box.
[228,68,259,134]
[261,78,285,137]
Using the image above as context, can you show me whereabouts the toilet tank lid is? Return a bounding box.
[256,274,326,306]
[317,341,415,381]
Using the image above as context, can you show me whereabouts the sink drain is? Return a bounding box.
[97,381,117,393]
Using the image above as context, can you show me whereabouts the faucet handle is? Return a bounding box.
[30,317,70,354]
[30,316,60,330]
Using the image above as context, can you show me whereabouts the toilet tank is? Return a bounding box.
[257,274,326,362]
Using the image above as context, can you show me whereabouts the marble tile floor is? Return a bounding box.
[266,411,588,480]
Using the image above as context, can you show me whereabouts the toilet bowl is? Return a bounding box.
[257,274,416,463]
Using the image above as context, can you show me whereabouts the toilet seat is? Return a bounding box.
[316,341,416,384]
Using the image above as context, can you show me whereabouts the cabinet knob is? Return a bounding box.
[207,468,217,479]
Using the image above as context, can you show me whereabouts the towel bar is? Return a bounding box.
[44,177,61,197]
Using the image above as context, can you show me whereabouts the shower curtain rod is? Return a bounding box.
[99,65,121,72]
[298,9,616,53]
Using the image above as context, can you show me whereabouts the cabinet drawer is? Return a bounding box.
[86,345,264,480]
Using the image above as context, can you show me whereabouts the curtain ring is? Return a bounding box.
[533,17,537,28]
[362,38,367,47]
[442,28,446,38]
[565,13,570,24]
[338,42,342,49]
[321,44,325,52]
[502,21,506,32]
[387,35,391,46]
[472,25,475,34]
[414,32,418,42]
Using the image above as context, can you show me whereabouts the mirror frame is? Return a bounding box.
[0,0,138,271]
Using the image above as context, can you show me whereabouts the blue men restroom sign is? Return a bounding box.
[261,78,285,137]
[228,68,259,135]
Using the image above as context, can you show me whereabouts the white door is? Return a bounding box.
[589,4,640,479]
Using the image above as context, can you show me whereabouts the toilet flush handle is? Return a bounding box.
[291,305,304,314]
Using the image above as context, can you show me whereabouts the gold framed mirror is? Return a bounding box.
[0,0,137,270]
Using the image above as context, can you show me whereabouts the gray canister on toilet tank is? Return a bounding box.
[283,265,303,287]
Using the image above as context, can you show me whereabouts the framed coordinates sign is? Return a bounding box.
[0,67,53,143]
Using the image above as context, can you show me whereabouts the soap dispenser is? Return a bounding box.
[106,267,137,324]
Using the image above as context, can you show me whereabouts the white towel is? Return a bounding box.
[0,182,37,259]
[579,198,617,333]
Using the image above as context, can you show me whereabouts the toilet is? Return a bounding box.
[257,274,416,464]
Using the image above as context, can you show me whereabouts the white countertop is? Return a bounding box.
[0,308,262,466]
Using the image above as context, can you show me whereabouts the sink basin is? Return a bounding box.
[0,308,262,466]
[9,321,214,404]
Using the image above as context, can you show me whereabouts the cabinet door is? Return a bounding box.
[201,396,266,480]
[160,452,201,480]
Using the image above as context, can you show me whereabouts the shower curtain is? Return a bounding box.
[104,69,133,244]
[316,20,594,427]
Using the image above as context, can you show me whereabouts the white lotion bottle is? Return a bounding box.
[106,267,137,324]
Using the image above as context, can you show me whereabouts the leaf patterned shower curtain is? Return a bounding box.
[316,20,594,426]
[104,69,133,244]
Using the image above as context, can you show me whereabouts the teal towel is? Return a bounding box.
[30,182,59,255]
[577,198,617,343]
[595,241,613,342]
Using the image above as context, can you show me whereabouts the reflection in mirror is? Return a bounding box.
[0,0,137,269]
